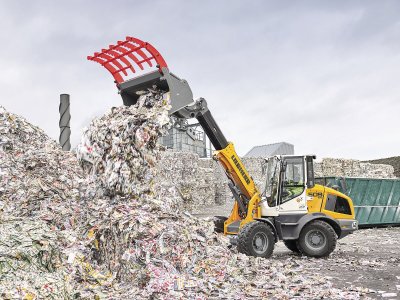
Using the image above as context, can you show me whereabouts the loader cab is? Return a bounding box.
[262,155,315,216]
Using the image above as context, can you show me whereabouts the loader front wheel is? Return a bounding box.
[237,221,275,258]
[296,220,337,258]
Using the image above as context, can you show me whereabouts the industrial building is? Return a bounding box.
[159,122,209,158]
[244,142,294,158]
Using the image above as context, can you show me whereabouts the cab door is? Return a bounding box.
[278,156,308,213]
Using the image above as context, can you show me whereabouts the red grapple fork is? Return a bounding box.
[87,36,193,115]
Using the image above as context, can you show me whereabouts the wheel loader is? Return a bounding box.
[87,36,358,258]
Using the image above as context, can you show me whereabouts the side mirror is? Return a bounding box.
[281,161,287,173]
[261,160,267,176]
[332,185,340,191]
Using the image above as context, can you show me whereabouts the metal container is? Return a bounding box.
[315,177,400,227]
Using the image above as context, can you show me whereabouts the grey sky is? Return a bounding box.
[0,1,399,159]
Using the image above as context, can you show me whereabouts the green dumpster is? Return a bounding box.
[315,177,400,227]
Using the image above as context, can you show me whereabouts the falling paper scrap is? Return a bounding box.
[76,88,172,198]
[0,90,369,299]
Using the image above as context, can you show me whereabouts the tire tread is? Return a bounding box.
[237,221,274,258]
[296,220,337,258]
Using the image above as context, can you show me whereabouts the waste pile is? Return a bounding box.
[241,157,267,192]
[0,106,80,297]
[73,89,363,299]
[0,105,84,228]
[366,156,400,178]
[156,151,216,211]
[76,89,171,198]
[197,157,266,207]
[314,158,395,178]
[0,95,367,299]
[0,218,70,299]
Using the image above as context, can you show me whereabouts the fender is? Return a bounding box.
[254,218,279,242]
[288,213,342,240]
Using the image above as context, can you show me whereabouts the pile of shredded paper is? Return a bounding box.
[0,90,368,299]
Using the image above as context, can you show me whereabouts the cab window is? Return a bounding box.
[281,157,305,204]
[325,195,352,215]
[335,196,351,215]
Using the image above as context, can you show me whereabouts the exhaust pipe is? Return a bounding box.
[59,94,71,151]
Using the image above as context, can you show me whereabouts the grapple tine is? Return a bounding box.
[105,48,135,74]
[99,50,128,76]
[116,42,143,71]
[89,55,123,83]
[126,37,153,67]
[132,46,153,67]
[121,42,147,70]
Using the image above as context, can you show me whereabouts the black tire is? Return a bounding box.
[213,216,227,233]
[283,240,300,253]
[237,221,275,258]
[296,220,337,258]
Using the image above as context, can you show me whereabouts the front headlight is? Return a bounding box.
[352,221,358,229]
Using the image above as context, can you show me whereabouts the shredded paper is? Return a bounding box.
[0,89,370,299]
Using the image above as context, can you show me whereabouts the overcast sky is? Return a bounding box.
[0,1,399,159]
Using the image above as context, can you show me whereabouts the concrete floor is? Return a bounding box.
[195,203,400,299]
[276,227,400,299]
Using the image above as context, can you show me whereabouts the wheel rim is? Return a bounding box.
[305,229,326,251]
[252,232,268,254]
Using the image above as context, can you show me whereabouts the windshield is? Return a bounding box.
[264,157,281,207]
[281,157,305,204]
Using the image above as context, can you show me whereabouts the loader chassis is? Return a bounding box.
[88,36,358,258]
[261,156,357,240]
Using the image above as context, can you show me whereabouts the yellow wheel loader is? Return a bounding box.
[88,36,358,258]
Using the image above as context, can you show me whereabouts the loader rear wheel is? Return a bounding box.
[296,220,337,258]
[213,216,227,233]
[283,240,300,253]
[237,221,275,258]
